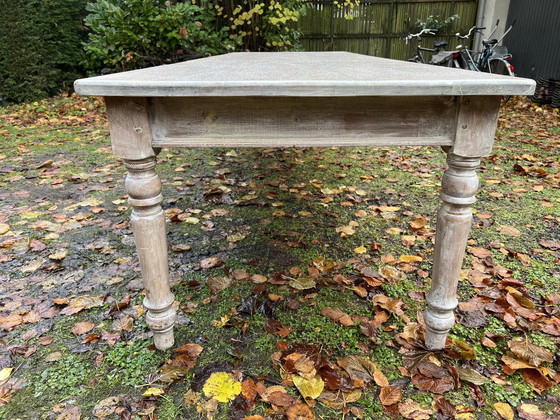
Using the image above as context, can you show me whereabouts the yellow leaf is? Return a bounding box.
[493,402,514,420]
[0,367,13,381]
[0,223,10,235]
[399,255,423,263]
[354,245,367,254]
[184,217,200,224]
[386,227,402,235]
[49,249,68,260]
[291,374,324,399]
[202,372,242,403]
[142,387,165,397]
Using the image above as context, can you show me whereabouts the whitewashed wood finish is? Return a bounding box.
[452,96,501,157]
[74,52,536,98]
[105,97,155,160]
[150,96,456,148]
[92,52,537,351]
[424,150,480,349]
[124,157,176,350]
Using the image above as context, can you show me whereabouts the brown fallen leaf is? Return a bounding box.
[321,307,354,327]
[379,386,402,406]
[496,225,521,237]
[0,314,23,331]
[170,343,203,369]
[54,404,82,420]
[508,339,553,367]
[199,257,223,269]
[398,398,432,420]
[93,396,120,419]
[521,368,557,394]
[207,276,231,293]
[539,239,560,250]
[517,403,548,420]
[71,321,95,335]
[286,403,314,419]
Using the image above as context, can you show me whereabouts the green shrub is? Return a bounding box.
[82,0,309,73]
[83,0,236,72]
[216,0,309,51]
[0,0,88,104]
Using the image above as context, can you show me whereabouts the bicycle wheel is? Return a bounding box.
[488,59,514,103]
[488,59,514,76]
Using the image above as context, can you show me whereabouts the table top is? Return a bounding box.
[74,52,535,97]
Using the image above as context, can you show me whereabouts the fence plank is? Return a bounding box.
[299,0,479,60]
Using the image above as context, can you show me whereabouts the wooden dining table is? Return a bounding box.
[74,52,535,350]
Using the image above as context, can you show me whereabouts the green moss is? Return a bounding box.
[104,339,168,386]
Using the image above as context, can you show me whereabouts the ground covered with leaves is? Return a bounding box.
[0,95,559,420]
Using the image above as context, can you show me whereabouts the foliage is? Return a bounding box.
[36,354,92,396]
[416,13,459,31]
[83,0,235,72]
[0,0,88,103]
[215,0,309,51]
[104,339,164,386]
[83,0,309,73]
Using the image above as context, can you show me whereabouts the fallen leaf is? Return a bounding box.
[292,374,324,400]
[0,223,11,235]
[289,277,316,290]
[45,352,62,362]
[508,339,553,367]
[321,307,354,327]
[208,276,231,293]
[202,372,242,402]
[0,368,13,381]
[251,274,267,284]
[170,343,203,369]
[286,403,315,420]
[142,387,164,397]
[398,398,432,420]
[55,404,82,420]
[379,386,402,406]
[497,225,521,237]
[71,321,94,335]
[517,403,548,420]
[457,367,488,385]
[354,245,367,254]
[93,396,120,419]
[0,314,23,330]
[199,257,223,269]
[494,402,514,420]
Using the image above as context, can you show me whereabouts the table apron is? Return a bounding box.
[148,96,457,148]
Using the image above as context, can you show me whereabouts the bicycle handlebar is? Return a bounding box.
[455,26,485,40]
[405,28,437,44]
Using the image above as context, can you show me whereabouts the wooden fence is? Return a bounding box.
[299,0,480,60]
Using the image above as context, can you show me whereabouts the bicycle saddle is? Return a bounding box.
[482,38,498,46]
[433,41,448,48]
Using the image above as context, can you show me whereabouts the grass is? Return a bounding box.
[0,95,559,419]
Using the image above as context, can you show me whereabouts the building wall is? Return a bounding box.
[505,0,560,79]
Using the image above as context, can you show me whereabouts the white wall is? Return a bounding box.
[474,0,511,49]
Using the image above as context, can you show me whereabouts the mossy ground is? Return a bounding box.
[0,96,559,419]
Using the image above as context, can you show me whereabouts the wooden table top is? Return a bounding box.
[74,52,535,98]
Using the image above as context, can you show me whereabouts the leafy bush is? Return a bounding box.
[416,14,459,31]
[83,0,236,72]
[83,0,309,73]
[215,0,309,51]
[0,0,88,104]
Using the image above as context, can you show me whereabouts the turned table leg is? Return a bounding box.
[124,156,176,350]
[424,151,480,350]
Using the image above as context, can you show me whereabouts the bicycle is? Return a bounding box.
[454,20,516,76]
[405,29,452,65]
